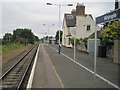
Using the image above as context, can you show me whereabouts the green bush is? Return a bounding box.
[2,43,23,55]
[102,21,120,45]
[70,38,80,46]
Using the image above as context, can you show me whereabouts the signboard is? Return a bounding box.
[65,14,76,27]
[96,8,120,24]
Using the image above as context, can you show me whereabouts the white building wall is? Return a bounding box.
[76,15,95,39]
[62,3,102,47]
[62,14,96,47]
[62,19,69,46]
[62,18,73,47]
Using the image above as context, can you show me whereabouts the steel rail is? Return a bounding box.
[0,44,39,89]
[17,45,38,90]
[0,45,35,80]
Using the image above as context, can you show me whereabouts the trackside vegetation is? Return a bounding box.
[2,28,39,55]
[2,43,24,55]
[2,28,39,45]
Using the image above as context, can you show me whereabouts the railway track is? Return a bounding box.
[0,44,39,89]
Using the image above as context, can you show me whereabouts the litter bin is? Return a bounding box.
[98,46,106,57]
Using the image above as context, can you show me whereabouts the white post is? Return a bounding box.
[58,5,61,54]
[72,26,76,61]
[94,22,97,78]
[74,35,76,60]
[59,5,61,45]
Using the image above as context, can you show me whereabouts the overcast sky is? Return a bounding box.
[0,0,117,38]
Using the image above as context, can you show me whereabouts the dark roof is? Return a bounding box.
[64,14,76,27]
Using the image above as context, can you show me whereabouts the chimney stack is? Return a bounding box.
[115,0,119,9]
[76,3,85,16]
[71,9,76,16]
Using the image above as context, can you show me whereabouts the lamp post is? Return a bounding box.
[43,24,54,44]
[46,3,73,54]
[43,24,54,36]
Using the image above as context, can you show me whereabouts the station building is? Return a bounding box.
[62,3,98,47]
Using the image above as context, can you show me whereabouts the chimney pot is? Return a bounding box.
[76,3,85,16]
[115,0,119,9]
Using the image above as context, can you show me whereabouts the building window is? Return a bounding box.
[87,25,91,31]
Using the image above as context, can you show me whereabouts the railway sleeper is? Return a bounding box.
[2,78,22,83]
[2,81,18,85]
[3,78,19,82]
[2,85,17,88]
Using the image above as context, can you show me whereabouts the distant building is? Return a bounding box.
[49,37,56,45]
[62,3,97,47]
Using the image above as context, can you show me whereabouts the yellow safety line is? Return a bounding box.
[50,60,65,88]
[45,52,65,88]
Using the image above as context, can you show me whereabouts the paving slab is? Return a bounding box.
[44,45,118,89]
[31,44,118,89]
[32,45,62,88]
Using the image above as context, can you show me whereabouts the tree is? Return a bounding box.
[3,28,39,45]
[55,30,63,43]
[102,21,120,45]
[3,33,12,44]
[12,28,38,44]
[35,36,39,41]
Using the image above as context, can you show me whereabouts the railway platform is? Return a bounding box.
[31,45,62,88]
[28,44,119,89]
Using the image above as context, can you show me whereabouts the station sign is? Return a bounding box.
[96,8,120,24]
[66,14,76,27]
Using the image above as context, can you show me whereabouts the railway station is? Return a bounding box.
[1,0,120,89]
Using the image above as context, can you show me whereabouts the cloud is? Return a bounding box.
[1,1,116,38]
[85,2,114,18]
[2,0,115,2]
[0,2,2,38]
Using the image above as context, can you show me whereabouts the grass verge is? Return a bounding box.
[2,43,32,55]
[2,43,34,65]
